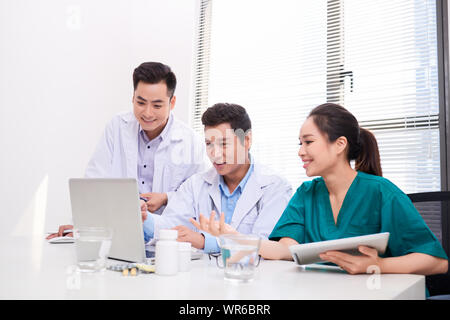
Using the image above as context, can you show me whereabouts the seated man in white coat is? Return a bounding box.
[142,103,292,252]
[47,62,207,239]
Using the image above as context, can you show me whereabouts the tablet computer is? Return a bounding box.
[289,232,390,265]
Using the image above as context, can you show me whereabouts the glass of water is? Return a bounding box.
[73,227,113,273]
[217,234,261,282]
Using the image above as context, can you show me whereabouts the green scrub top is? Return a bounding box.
[269,171,448,260]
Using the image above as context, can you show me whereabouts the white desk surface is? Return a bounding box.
[0,236,425,300]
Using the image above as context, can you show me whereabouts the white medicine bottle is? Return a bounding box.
[178,241,191,272]
[155,229,178,276]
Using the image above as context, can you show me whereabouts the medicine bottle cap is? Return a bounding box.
[159,229,178,240]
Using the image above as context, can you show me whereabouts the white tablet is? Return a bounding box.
[289,232,390,265]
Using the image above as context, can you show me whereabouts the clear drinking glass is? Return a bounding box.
[217,234,261,282]
[73,227,113,273]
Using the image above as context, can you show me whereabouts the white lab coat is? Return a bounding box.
[84,111,208,215]
[151,162,293,240]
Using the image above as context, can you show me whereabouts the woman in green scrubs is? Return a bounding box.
[192,103,448,276]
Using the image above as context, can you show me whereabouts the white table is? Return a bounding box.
[0,236,425,300]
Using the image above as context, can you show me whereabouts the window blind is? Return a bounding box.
[192,0,441,193]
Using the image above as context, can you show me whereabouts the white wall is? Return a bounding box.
[0,0,199,236]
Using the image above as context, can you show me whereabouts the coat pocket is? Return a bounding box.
[235,209,259,234]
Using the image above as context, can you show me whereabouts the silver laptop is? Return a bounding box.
[69,178,151,263]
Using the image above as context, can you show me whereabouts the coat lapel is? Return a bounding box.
[121,113,139,180]
[202,168,222,214]
[229,171,263,228]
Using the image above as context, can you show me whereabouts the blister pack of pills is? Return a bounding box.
[107,263,155,276]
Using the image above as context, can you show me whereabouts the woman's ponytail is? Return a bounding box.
[309,103,383,177]
[355,127,382,177]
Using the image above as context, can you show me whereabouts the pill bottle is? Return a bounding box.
[178,242,191,272]
[155,229,178,276]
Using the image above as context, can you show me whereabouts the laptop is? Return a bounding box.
[69,178,152,263]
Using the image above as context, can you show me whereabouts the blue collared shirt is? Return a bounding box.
[143,161,255,247]
[203,162,254,253]
[137,114,173,193]
[139,115,173,242]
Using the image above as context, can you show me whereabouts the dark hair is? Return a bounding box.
[201,103,252,140]
[132,62,177,98]
[308,103,382,176]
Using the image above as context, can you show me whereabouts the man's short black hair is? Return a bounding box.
[133,62,177,98]
[201,103,252,133]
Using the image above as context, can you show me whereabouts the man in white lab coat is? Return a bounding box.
[47,62,207,239]
[142,103,292,252]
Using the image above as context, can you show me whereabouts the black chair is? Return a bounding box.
[407,191,450,299]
